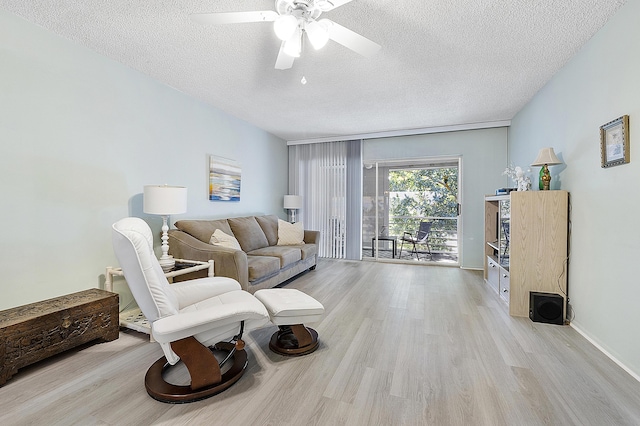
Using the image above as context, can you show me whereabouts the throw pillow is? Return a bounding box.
[175,219,233,244]
[256,215,279,246]
[277,219,304,245]
[209,229,242,251]
[228,216,269,252]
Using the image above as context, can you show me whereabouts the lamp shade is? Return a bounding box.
[531,148,562,166]
[143,185,188,215]
[284,195,303,209]
[274,15,298,41]
[305,20,330,50]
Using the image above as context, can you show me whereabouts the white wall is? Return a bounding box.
[364,127,508,269]
[508,1,640,378]
[0,10,288,310]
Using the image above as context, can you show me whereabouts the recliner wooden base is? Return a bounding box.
[269,324,319,356]
[145,340,247,403]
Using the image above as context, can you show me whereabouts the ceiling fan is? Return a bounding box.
[191,0,381,70]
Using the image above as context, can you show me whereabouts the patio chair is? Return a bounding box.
[399,221,432,260]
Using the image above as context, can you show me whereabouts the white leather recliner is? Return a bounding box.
[111,217,270,403]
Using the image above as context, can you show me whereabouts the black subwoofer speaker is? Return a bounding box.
[529,292,564,325]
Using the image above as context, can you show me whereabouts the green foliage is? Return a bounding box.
[389,167,458,217]
[388,167,459,249]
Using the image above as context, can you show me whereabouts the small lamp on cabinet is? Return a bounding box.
[531,148,562,190]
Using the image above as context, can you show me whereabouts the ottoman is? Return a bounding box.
[254,289,324,356]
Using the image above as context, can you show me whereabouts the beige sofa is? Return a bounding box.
[167,215,318,293]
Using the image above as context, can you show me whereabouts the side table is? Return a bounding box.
[105,259,214,337]
[371,236,397,258]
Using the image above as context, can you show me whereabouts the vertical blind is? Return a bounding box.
[289,140,362,259]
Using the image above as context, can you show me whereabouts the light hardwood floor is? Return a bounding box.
[2,259,640,425]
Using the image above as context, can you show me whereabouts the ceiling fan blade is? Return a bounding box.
[275,42,295,70]
[317,0,354,12]
[322,19,381,58]
[191,11,279,25]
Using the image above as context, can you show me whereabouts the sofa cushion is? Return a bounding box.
[248,246,302,268]
[298,243,317,260]
[277,219,304,245]
[255,215,279,246]
[209,229,242,251]
[174,219,233,244]
[228,216,269,252]
[247,255,280,282]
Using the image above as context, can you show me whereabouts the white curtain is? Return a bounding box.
[289,141,362,259]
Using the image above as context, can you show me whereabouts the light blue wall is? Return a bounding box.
[509,1,640,378]
[0,10,287,310]
[364,127,508,269]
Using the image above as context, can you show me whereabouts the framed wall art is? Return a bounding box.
[209,155,241,201]
[600,115,630,168]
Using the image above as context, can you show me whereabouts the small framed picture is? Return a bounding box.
[600,115,630,168]
[209,155,241,201]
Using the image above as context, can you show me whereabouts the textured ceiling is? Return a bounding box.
[1,0,626,142]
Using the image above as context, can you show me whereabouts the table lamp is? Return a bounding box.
[284,195,302,223]
[143,185,188,272]
[531,148,562,190]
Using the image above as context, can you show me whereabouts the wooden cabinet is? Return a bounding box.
[484,195,511,304]
[0,289,119,385]
[499,268,510,304]
[484,191,568,318]
[486,257,500,293]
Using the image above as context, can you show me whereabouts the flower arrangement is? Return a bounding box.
[503,165,531,191]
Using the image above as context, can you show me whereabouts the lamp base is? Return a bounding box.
[287,209,298,224]
[159,255,175,272]
[540,164,551,190]
[158,215,175,272]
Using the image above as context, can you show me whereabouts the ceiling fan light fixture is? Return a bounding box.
[305,20,329,50]
[283,29,302,57]
[274,14,298,41]
[193,0,379,70]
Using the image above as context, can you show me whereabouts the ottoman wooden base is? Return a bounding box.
[0,289,119,385]
[269,324,319,356]
[254,288,325,357]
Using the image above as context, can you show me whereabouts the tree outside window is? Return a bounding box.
[389,167,459,253]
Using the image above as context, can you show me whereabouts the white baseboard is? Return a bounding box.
[570,323,640,383]
[460,266,483,271]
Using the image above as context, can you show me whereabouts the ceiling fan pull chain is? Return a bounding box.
[300,36,307,84]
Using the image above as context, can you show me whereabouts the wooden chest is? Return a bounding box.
[0,289,119,385]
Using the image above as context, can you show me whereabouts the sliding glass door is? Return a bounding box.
[363,158,460,264]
